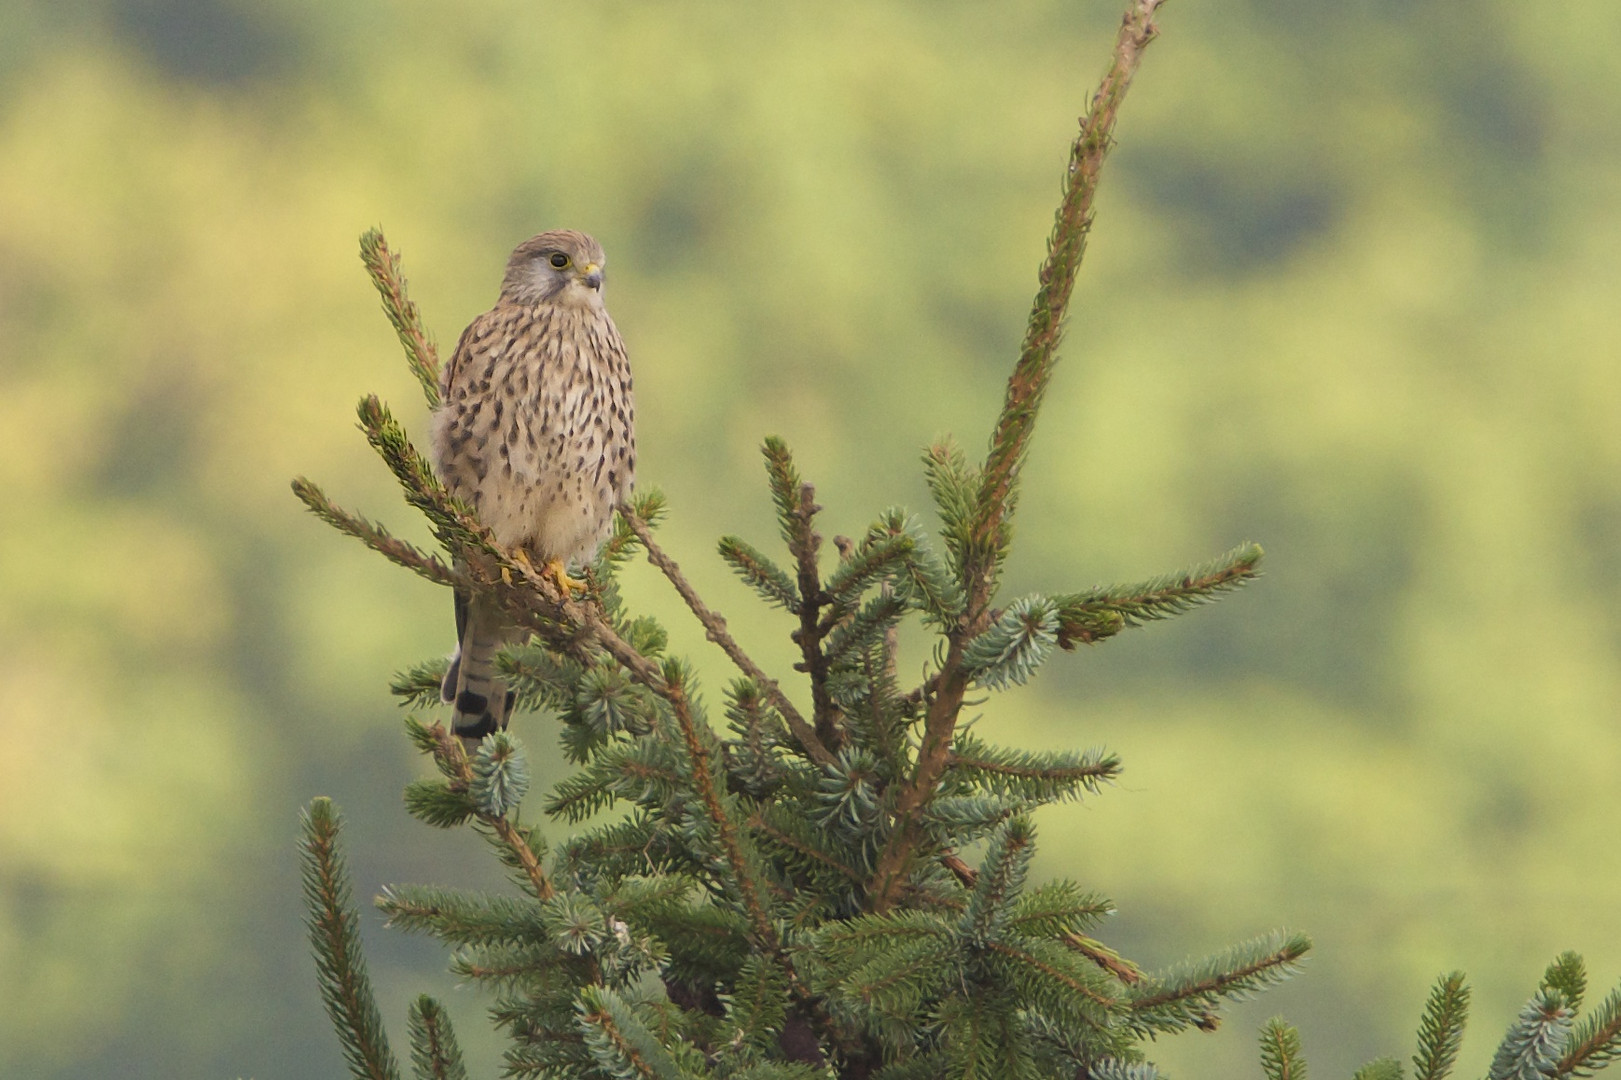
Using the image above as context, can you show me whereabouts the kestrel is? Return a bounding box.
[432,229,635,744]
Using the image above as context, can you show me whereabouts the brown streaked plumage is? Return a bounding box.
[431,229,635,744]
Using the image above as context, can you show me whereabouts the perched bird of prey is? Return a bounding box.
[431,229,635,745]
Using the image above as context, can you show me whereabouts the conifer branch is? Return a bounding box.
[1259,1018,1308,1080]
[300,798,402,1080]
[982,939,1117,1010]
[1053,543,1264,649]
[406,996,469,1080]
[660,671,778,952]
[415,719,556,900]
[761,439,845,752]
[970,0,1166,599]
[292,477,463,587]
[1062,933,1145,985]
[749,810,866,883]
[1128,931,1312,1019]
[577,985,690,1080]
[1490,989,1573,1080]
[1412,972,1470,1080]
[717,536,801,613]
[618,503,836,768]
[868,3,1165,914]
[948,738,1122,802]
[1546,954,1589,1018]
[1560,981,1621,1078]
[360,228,441,408]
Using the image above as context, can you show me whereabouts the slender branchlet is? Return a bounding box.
[865,0,1167,915]
[418,720,555,900]
[1259,1018,1308,1080]
[406,995,470,1080]
[1413,972,1471,1080]
[301,798,401,1080]
[360,228,441,408]
[292,477,463,588]
[619,503,836,769]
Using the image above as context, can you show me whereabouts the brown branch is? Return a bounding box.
[941,853,978,889]
[973,0,1164,565]
[618,506,837,769]
[786,482,845,752]
[1128,940,1306,1013]
[865,0,1166,915]
[424,723,555,901]
[1063,932,1144,985]
[1559,1006,1621,1078]
[292,477,463,588]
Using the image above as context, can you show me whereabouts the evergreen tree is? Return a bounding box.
[293,2,1621,1077]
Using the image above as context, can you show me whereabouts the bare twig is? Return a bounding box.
[618,506,837,769]
[1063,932,1145,985]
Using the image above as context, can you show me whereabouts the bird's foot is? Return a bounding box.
[541,556,586,597]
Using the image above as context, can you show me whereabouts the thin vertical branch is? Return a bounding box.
[360,229,441,408]
[301,798,402,1080]
[787,480,845,751]
[868,0,1167,914]
[618,506,836,768]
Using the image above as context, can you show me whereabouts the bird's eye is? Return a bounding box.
[548,252,570,269]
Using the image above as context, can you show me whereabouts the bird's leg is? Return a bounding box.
[510,546,537,575]
[542,556,587,597]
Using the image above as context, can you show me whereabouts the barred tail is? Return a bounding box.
[441,590,513,748]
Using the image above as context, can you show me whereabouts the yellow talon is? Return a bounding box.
[542,556,586,597]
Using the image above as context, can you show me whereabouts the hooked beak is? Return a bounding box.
[582,263,604,291]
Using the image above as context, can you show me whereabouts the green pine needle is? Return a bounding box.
[470,731,531,817]
[577,985,694,1080]
[868,508,965,625]
[948,733,1121,804]
[1412,971,1470,1080]
[403,779,477,829]
[1545,953,1588,1017]
[378,884,549,947]
[391,658,450,709]
[293,478,461,588]
[1091,1062,1161,1080]
[1561,983,1621,1078]
[922,440,982,582]
[1353,1058,1405,1080]
[961,596,1059,690]
[300,798,401,1080]
[406,995,469,1080]
[1052,543,1264,647]
[1488,988,1573,1080]
[1259,1018,1308,1080]
[961,817,1036,944]
[1129,931,1312,1035]
[825,529,915,611]
[718,536,802,612]
[359,228,441,409]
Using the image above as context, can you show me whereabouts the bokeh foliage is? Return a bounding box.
[1,0,1619,1077]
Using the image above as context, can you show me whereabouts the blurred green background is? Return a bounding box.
[2,0,1618,1076]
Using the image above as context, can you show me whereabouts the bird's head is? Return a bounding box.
[500,229,609,307]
